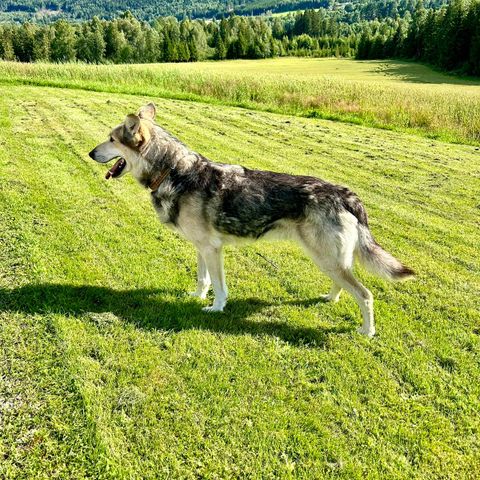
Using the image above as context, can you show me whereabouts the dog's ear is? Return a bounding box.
[123,114,143,146]
[138,102,156,121]
[125,114,141,135]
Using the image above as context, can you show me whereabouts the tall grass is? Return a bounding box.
[2,60,480,144]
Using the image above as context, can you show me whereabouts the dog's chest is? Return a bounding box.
[151,190,178,225]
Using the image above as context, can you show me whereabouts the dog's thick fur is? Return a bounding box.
[89,103,414,337]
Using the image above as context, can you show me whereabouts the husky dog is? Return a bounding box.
[89,102,413,337]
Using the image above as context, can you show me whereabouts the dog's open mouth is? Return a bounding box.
[105,158,126,179]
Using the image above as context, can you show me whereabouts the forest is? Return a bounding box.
[0,0,447,22]
[356,0,480,75]
[0,10,361,63]
[0,0,329,22]
[0,0,479,76]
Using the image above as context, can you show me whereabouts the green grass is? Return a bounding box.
[2,58,480,145]
[0,80,479,478]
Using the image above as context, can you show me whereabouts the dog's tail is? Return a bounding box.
[341,189,414,281]
[356,224,414,281]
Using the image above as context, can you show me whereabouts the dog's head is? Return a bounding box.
[88,103,156,180]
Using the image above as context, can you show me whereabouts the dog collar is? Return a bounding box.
[149,168,171,192]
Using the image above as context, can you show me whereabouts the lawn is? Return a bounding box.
[0,74,479,478]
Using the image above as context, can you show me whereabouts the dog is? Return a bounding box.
[89,102,414,337]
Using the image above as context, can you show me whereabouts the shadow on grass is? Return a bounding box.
[0,284,353,347]
[371,60,480,86]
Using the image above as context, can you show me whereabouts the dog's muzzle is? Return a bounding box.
[89,149,127,179]
[89,148,113,164]
[88,148,100,161]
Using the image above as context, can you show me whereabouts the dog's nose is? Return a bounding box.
[88,149,96,159]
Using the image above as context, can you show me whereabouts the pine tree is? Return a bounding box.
[144,28,160,63]
[467,2,480,74]
[272,17,284,39]
[282,36,290,55]
[390,23,405,57]
[293,11,306,36]
[88,17,106,63]
[188,22,208,61]
[187,34,199,62]
[51,20,76,62]
[14,22,36,62]
[177,41,190,62]
[237,21,250,58]
[437,0,468,70]
[214,30,227,60]
[0,27,15,61]
[369,35,386,59]
[33,27,53,62]
[310,10,322,37]
[163,34,178,62]
[403,0,426,58]
[356,31,372,60]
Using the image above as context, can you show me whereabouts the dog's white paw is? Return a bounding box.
[320,294,339,303]
[189,291,208,300]
[357,326,375,338]
[202,305,224,313]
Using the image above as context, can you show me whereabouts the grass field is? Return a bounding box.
[0,59,480,478]
[2,58,480,145]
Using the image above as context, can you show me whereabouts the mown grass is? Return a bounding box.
[1,58,480,145]
[0,83,479,479]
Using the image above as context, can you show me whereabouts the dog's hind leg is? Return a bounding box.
[189,250,211,299]
[325,268,375,337]
[298,225,375,337]
[320,283,342,303]
[199,246,228,312]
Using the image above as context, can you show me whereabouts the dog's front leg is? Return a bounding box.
[189,250,211,299]
[200,246,227,312]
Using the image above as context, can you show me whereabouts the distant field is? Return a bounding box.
[2,58,480,144]
[143,57,480,84]
[1,82,479,478]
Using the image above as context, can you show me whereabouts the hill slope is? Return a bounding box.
[0,78,479,477]
[0,0,327,21]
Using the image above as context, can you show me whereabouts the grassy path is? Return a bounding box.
[0,85,479,478]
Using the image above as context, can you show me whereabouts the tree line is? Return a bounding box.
[2,1,480,77]
[0,10,360,63]
[356,0,480,75]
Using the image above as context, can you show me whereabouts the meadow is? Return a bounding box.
[0,59,479,478]
[1,58,480,145]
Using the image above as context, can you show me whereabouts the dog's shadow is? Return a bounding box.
[0,283,354,347]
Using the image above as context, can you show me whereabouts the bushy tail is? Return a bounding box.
[357,224,414,281]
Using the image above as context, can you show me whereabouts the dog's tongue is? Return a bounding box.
[105,158,125,179]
